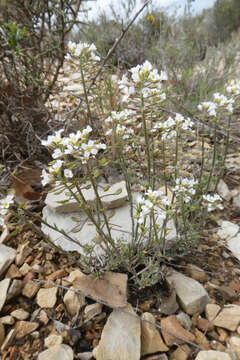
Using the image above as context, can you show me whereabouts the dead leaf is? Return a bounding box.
[73,272,128,308]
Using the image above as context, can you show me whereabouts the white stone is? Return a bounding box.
[217,180,232,201]
[217,221,239,240]
[45,181,128,213]
[63,84,84,93]
[38,344,73,360]
[63,287,86,316]
[233,195,240,212]
[42,193,176,256]
[44,334,63,348]
[93,304,140,360]
[11,309,29,321]
[166,270,209,315]
[0,279,11,311]
[176,312,192,331]
[228,234,240,261]
[212,304,240,331]
[0,244,16,277]
[195,350,231,360]
[36,287,58,308]
[141,312,168,355]
[84,303,102,320]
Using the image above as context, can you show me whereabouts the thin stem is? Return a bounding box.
[141,93,152,186]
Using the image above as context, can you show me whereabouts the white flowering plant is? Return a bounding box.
[1,41,238,287]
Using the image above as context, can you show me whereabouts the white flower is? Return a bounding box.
[198,101,217,117]
[41,169,54,186]
[64,169,73,178]
[202,193,223,212]
[0,217,6,228]
[49,160,63,174]
[141,60,153,73]
[52,148,64,159]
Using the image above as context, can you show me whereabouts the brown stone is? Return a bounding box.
[170,344,191,360]
[186,264,209,283]
[194,328,210,350]
[5,264,22,279]
[22,281,40,298]
[14,321,38,339]
[197,317,214,332]
[161,315,195,346]
[46,269,68,282]
[36,287,58,308]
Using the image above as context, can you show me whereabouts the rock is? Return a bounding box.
[197,316,214,332]
[15,242,32,266]
[45,181,128,213]
[14,320,39,339]
[5,263,22,278]
[0,244,16,277]
[186,264,209,283]
[93,304,140,360]
[229,336,240,358]
[0,315,15,325]
[0,227,9,243]
[194,328,210,350]
[195,350,231,360]
[7,279,23,300]
[170,344,191,360]
[0,322,5,346]
[36,287,58,308]
[63,287,86,316]
[217,285,237,301]
[161,315,195,346]
[11,309,29,320]
[158,289,179,315]
[228,234,240,261]
[22,280,41,298]
[44,334,63,348]
[47,269,68,282]
[205,304,221,322]
[84,303,102,320]
[38,344,73,360]
[1,329,17,351]
[42,194,176,255]
[141,312,168,355]
[166,270,209,315]
[0,278,11,311]
[176,312,192,331]
[63,84,84,93]
[210,304,240,331]
[217,180,232,201]
[217,221,239,240]
[145,355,168,360]
[19,263,31,275]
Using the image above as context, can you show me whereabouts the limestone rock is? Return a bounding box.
[141,312,168,355]
[195,350,231,360]
[212,304,240,331]
[93,304,140,360]
[7,279,23,300]
[0,278,11,311]
[217,221,239,240]
[0,244,16,277]
[161,315,195,346]
[14,320,39,339]
[36,287,58,308]
[11,309,29,320]
[217,180,232,201]
[229,336,240,358]
[186,264,208,283]
[0,315,15,325]
[166,270,209,315]
[45,181,128,213]
[42,194,176,255]
[84,303,102,320]
[170,344,191,360]
[15,242,32,266]
[228,234,240,261]
[38,344,73,360]
[77,353,93,360]
[5,264,22,279]
[44,334,63,348]
[22,280,41,298]
[63,287,86,316]
[205,304,221,322]
[176,312,192,331]
[233,195,240,213]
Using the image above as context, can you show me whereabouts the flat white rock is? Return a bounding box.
[38,344,73,360]
[195,350,231,360]
[93,304,140,360]
[166,270,209,315]
[217,221,239,240]
[0,244,16,277]
[42,193,176,255]
[228,234,240,261]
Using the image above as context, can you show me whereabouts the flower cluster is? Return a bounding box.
[106,124,134,140]
[202,194,223,212]
[0,194,14,228]
[226,80,240,96]
[105,110,136,142]
[67,41,100,61]
[136,189,169,226]
[198,91,234,116]
[118,61,167,103]
[173,177,198,203]
[41,126,107,186]
[152,113,194,139]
